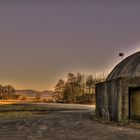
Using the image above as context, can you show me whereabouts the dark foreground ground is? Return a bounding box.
[0,103,139,140]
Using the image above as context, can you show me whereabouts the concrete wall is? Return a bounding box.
[96,76,140,122]
[120,77,140,121]
[96,79,120,122]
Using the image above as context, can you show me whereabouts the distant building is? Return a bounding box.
[96,52,140,122]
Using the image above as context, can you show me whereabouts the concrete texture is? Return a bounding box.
[107,51,140,81]
[96,52,140,122]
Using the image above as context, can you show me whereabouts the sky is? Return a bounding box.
[0,0,140,90]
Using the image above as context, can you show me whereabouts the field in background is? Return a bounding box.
[0,100,37,105]
[0,100,48,118]
[0,100,95,118]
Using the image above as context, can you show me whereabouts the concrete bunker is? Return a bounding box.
[96,52,140,122]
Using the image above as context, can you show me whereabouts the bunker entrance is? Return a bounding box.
[129,87,140,121]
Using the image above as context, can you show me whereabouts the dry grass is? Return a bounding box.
[0,100,88,118]
[0,100,53,118]
[0,100,37,105]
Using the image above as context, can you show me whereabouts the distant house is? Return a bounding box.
[96,52,140,122]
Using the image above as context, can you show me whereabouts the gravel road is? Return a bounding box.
[0,103,139,140]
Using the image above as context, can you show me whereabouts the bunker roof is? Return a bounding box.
[107,51,140,81]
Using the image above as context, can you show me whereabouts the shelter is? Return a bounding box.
[96,52,140,122]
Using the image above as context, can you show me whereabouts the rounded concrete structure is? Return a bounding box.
[107,51,140,81]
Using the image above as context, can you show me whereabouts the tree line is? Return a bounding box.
[0,85,18,100]
[54,73,106,104]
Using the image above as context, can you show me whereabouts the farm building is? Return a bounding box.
[96,51,140,122]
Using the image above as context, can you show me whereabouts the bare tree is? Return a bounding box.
[86,75,94,94]
[54,79,65,100]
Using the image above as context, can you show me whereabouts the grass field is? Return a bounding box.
[0,100,94,118]
[0,100,58,118]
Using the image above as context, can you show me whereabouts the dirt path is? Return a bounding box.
[0,104,139,140]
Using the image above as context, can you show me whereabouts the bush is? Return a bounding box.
[20,96,27,101]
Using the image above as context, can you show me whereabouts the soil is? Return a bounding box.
[0,103,139,140]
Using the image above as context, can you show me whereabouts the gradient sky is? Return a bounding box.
[0,0,140,90]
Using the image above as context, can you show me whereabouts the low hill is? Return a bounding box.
[16,90,54,99]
